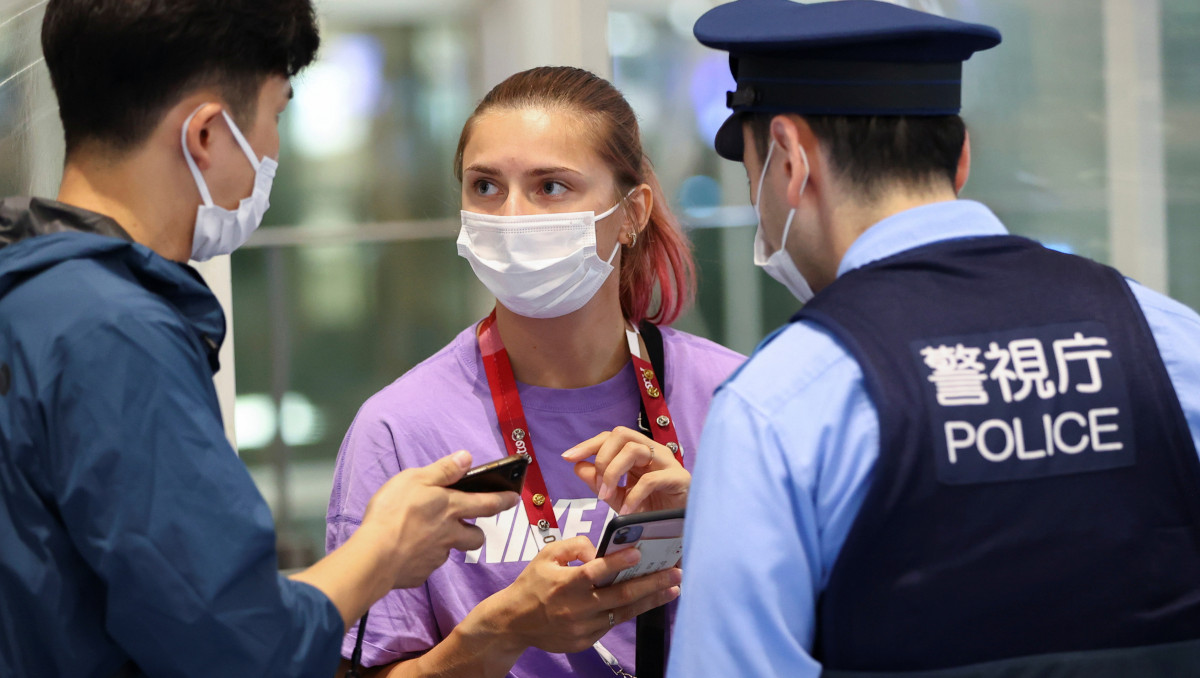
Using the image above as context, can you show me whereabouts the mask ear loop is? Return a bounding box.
[595,187,638,221]
[599,187,639,265]
[777,145,810,251]
[181,104,216,208]
[755,140,776,216]
[220,110,264,171]
[180,105,268,210]
[604,240,622,265]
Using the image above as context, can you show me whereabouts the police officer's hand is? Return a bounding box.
[359,450,519,589]
[562,426,690,515]
[464,536,682,656]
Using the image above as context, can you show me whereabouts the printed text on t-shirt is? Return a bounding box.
[464,498,617,564]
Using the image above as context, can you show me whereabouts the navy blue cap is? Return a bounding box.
[694,0,1001,160]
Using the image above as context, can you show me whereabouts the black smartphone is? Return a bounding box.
[594,508,685,587]
[448,454,530,493]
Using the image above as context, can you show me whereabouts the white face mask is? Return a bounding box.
[457,198,627,319]
[181,105,278,262]
[753,140,815,303]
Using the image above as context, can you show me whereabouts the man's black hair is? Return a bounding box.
[748,113,966,201]
[42,0,320,156]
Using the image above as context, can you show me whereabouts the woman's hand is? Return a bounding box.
[561,426,690,515]
[469,536,682,656]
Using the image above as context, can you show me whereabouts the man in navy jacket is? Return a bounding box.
[0,2,517,676]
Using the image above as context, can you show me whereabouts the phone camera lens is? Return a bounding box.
[613,525,643,544]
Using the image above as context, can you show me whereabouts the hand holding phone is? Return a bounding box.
[447,454,530,494]
[594,508,684,587]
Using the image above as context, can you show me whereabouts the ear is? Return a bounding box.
[955,129,971,194]
[619,183,654,244]
[181,102,225,172]
[770,114,818,209]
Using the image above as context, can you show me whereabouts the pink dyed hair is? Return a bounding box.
[453,66,696,325]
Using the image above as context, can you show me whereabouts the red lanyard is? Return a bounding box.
[477,310,682,535]
[625,329,684,463]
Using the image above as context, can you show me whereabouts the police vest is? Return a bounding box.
[796,235,1200,677]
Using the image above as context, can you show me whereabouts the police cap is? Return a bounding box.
[694,0,1001,160]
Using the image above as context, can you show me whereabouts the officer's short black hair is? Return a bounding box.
[747,113,966,201]
[42,0,320,156]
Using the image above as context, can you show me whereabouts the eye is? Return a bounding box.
[540,180,568,197]
[474,179,500,197]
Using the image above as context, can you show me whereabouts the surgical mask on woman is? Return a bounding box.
[457,196,628,319]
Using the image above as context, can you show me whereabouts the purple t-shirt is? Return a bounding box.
[326,323,744,677]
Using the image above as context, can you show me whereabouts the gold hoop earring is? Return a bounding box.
[627,231,638,248]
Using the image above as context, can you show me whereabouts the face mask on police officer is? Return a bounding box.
[753,140,815,303]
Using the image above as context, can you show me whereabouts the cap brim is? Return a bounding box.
[714,113,744,162]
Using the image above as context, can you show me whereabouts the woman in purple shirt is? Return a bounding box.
[326,66,744,678]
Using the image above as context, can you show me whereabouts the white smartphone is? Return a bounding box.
[594,508,685,587]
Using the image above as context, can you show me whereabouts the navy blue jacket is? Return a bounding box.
[0,198,342,677]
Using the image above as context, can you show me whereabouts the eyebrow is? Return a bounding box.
[463,164,500,176]
[529,166,582,177]
[463,164,584,178]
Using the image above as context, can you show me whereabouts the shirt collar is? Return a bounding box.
[836,199,1008,278]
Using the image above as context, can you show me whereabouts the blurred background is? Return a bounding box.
[3,0,1199,567]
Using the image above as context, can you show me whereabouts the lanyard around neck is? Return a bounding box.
[476,310,682,535]
[625,329,684,464]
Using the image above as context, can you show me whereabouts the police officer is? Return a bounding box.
[670,1,1200,676]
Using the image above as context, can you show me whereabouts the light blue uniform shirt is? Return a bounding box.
[667,200,1200,677]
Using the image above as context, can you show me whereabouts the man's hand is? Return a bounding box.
[292,451,518,630]
[359,451,519,589]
